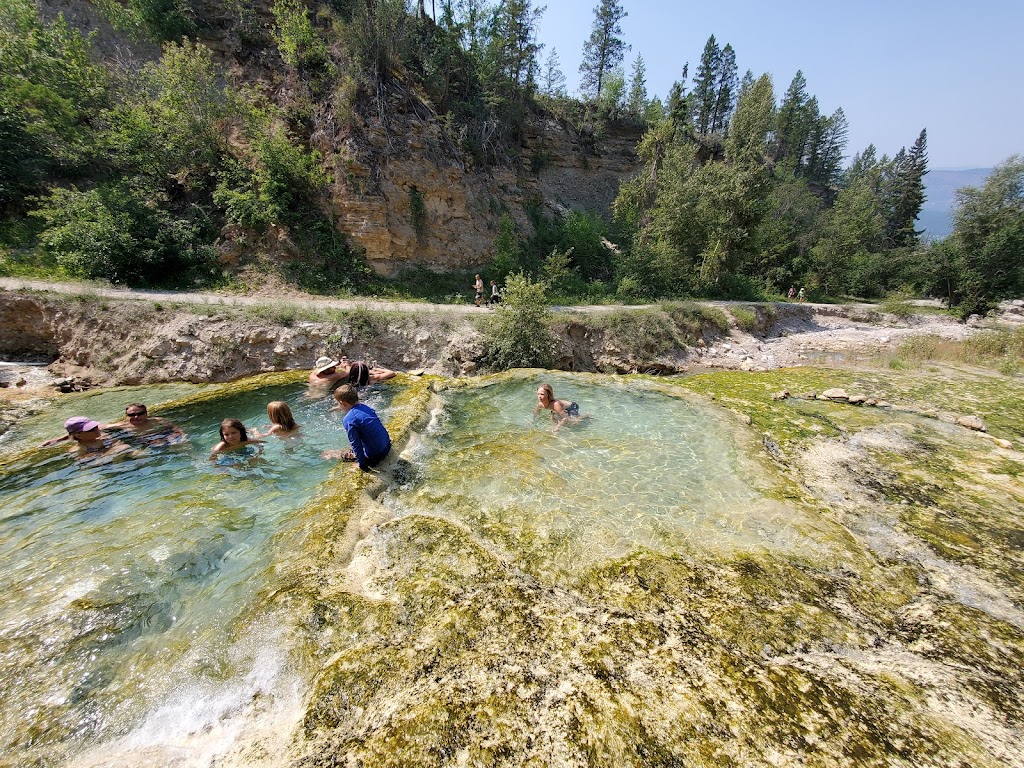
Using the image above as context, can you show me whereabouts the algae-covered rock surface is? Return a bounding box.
[290,368,1024,767]
[2,366,1022,767]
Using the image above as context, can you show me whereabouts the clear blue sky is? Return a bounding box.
[534,0,1022,170]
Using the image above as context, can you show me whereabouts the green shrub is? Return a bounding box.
[272,0,330,74]
[409,185,427,240]
[541,247,575,294]
[31,181,218,286]
[605,309,676,358]
[482,272,554,370]
[490,213,521,281]
[730,306,758,332]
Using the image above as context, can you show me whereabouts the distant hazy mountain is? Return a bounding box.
[918,168,992,240]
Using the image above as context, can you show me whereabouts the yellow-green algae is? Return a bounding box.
[291,368,1024,767]
[8,366,1021,766]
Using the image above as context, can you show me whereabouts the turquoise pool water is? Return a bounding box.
[0,382,395,766]
[384,374,820,581]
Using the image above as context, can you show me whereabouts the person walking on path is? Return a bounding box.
[473,274,484,307]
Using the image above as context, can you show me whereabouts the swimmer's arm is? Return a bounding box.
[40,434,70,447]
[209,441,227,458]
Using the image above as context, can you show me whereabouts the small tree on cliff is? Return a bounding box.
[579,0,629,100]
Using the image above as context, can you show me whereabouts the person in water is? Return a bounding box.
[210,418,263,457]
[40,403,183,447]
[308,356,396,389]
[62,416,133,458]
[533,383,584,431]
[256,401,301,438]
[114,403,186,445]
[322,384,391,470]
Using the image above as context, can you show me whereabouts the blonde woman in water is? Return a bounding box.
[533,383,584,431]
[257,401,301,438]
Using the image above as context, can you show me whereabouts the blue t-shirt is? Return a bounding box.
[342,402,391,470]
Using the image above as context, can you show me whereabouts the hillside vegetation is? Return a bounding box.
[0,0,1021,314]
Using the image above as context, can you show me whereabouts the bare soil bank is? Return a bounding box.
[0,285,986,392]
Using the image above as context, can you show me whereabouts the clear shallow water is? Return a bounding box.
[386,374,819,579]
[0,382,395,766]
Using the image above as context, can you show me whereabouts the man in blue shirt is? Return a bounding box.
[322,384,391,470]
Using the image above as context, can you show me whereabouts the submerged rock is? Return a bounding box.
[820,387,849,401]
[957,414,987,431]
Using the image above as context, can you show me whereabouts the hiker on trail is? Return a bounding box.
[473,274,484,306]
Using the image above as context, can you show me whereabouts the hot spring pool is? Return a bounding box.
[0,379,396,766]
[0,371,859,767]
[384,373,823,580]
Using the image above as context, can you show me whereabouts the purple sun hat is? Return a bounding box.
[64,416,100,434]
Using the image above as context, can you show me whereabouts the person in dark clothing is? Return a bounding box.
[322,385,391,470]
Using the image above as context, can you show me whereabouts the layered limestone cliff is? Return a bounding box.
[331,111,642,276]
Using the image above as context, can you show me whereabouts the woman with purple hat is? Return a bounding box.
[62,416,131,459]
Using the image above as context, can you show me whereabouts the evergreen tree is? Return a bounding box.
[579,0,629,99]
[775,71,816,171]
[540,47,566,96]
[843,144,878,188]
[804,108,848,187]
[885,128,928,248]
[666,64,691,135]
[710,43,737,135]
[691,35,721,135]
[485,0,545,90]
[626,54,648,121]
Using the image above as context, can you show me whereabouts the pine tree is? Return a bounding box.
[886,128,928,248]
[541,47,566,96]
[775,71,816,171]
[626,54,648,121]
[843,144,878,188]
[579,0,629,99]
[710,43,737,135]
[691,35,721,135]
[666,64,691,135]
[818,108,848,186]
[485,0,545,89]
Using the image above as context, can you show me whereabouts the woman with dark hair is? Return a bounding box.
[338,356,396,387]
[210,418,263,457]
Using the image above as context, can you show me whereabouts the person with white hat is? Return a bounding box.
[309,355,396,389]
[308,356,346,388]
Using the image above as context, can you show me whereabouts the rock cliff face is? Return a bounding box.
[332,112,643,276]
[38,0,644,278]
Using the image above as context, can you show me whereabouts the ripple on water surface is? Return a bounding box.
[387,373,822,577]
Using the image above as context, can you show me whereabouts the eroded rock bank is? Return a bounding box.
[0,290,981,393]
